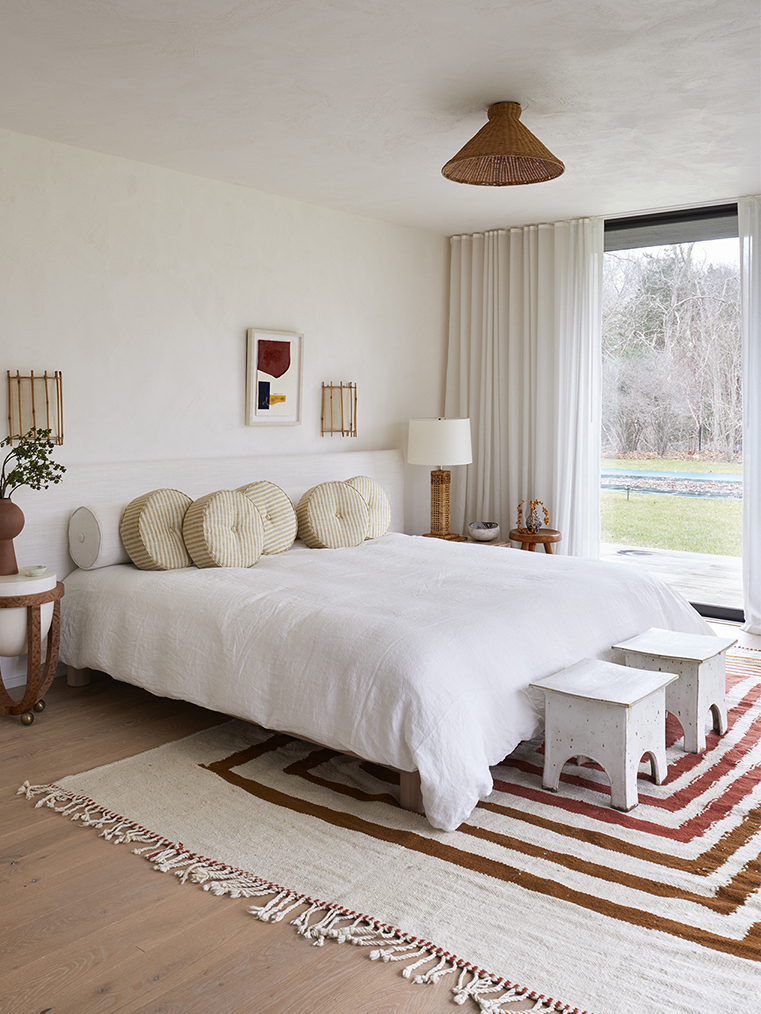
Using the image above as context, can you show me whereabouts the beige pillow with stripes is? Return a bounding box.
[119,489,193,571]
[236,481,297,555]
[344,476,391,540]
[182,490,264,569]
[296,481,370,549]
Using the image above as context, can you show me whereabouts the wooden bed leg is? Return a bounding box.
[399,770,424,813]
[67,666,92,687]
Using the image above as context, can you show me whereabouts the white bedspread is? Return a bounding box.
[61,533,711,830]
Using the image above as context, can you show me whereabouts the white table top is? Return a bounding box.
[0,568,56,597]
[612,626,737,662]
[530,658,678,707]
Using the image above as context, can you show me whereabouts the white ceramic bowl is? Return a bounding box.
[468,522,501,542]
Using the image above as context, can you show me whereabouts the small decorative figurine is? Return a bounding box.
[516,499,550,535]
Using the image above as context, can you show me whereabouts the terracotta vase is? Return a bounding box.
[0,498,24,575]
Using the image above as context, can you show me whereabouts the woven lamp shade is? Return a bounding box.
[442,102,564,186]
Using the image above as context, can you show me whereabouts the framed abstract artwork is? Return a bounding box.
[245,328,303,426]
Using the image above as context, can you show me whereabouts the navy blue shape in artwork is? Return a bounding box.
[257,380,271,411]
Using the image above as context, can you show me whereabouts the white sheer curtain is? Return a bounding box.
[445,219,603,557]
[740,196,761,632]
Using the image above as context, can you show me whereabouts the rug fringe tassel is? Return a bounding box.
[16,781,275,900]
[17,781,582,1014]
[281,900,570,1010]
[453,968,570,1012]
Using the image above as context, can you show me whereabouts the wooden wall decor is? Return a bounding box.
[7,371,64,444]
[321,382,357,437]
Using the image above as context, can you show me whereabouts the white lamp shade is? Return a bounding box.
[407,418,472,467]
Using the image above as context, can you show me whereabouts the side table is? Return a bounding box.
[508,528,562,553]
[467,539,512,548]
[0,570,64,725]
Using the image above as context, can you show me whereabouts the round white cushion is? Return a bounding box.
[296,481,370,549]
[120,489,193,571]
[182,489,264,568]
[344,476,391,540]
[236,481,297,555]
[69,502,131,570]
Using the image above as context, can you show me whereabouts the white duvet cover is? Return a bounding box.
[61,533,711,830]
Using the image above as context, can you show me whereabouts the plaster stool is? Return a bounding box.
[612,628,737,754]
[530,659,678,811]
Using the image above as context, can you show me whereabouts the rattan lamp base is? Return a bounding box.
[423,469,467,542]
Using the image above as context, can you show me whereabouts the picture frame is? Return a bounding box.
[245,328,303,426]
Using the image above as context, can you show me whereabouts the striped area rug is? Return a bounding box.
[19,655,761,1014]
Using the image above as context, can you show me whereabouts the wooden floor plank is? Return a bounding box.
[1,868,154,972]
[1,888,248,1014]
[111,909,330,1014]
[1,830,153,924]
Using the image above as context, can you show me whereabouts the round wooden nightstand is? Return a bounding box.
[467,539,512,548]
[0,570,64,725]
[508,528,562,553]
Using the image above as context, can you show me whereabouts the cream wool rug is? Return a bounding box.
[19,653,761,1014]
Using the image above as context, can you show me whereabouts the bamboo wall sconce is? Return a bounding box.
[7,371,64,444]
[321,382,357,437]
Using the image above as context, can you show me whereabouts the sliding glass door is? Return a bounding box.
[600,209,742,619]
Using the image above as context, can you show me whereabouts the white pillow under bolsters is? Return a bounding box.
[296,481,370,549]
[182,489,264,568]
[68,502,131,570]
[236,481,297,555]
[344,476,391,539]
[120,489,193,571]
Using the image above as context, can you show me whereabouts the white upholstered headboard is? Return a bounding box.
[12,448,405,581]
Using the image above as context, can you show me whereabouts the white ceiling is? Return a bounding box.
[1,0,758,235]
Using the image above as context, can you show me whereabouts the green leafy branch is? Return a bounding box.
[0,428,66,500]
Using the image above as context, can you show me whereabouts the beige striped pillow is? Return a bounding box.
[344,476,391,539]
[182,489,264,569]
[119,489,193,571]
[296,481,370,549]
[236,481,297,555]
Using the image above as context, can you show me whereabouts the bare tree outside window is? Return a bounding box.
[600,237,742,612]
[602,244,741,462]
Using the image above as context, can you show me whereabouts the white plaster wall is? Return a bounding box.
[0,129,448,534]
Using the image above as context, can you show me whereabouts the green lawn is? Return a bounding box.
[602,458,742,475]
[601,490,742,556]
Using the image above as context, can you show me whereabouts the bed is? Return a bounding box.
[15,448,712,830]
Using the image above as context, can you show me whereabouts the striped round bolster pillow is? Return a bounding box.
[344,476,391,539]
[119,489,193,571]
[236,481,297,555]
[182,489,264,568]
[296,481,370,549]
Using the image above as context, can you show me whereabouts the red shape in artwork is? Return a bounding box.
[258,341,291,379]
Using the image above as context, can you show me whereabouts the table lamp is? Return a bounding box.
[407,418,472,541]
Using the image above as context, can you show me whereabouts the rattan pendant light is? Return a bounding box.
[441,101,564,186]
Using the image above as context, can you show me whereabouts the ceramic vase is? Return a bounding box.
[526,505,541,534]
[0,498,24,575]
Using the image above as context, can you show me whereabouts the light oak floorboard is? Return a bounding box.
[0,674,537,1013]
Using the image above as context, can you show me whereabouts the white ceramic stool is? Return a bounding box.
[612,628,737,754]
[530,658,678,811]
